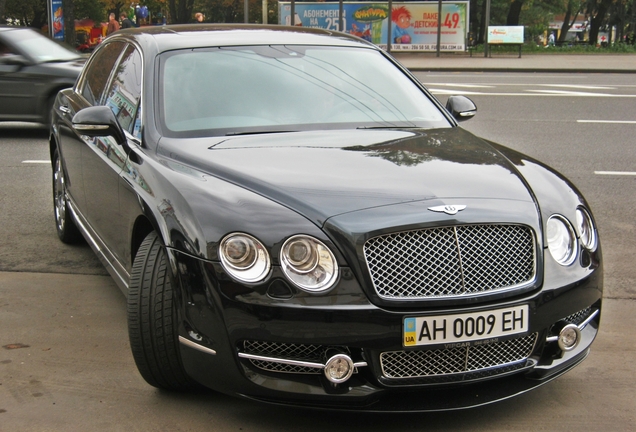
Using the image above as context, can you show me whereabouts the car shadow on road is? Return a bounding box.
[151,385,548,431]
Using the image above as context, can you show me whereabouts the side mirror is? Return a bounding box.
[72,105,127,145]
[0,54,30,67]
[0,54,30,72]
[446,95,477,122]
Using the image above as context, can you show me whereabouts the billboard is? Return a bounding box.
[279,2,469,52]
[49,0,65,40]
[487,26,524,44]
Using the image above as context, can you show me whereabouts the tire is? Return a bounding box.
[52,148,81,243]
[127,231,197,390]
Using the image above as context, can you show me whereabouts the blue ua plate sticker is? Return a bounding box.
[404,317,417,345]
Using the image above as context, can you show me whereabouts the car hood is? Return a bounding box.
[158,127,535,226]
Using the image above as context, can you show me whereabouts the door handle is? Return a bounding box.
[59,105,70,114]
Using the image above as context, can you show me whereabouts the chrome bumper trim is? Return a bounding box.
[546,309,599,343]
[179,336,217,355]
[238,352,367,370]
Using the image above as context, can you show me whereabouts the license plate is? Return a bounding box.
[403,305,529,347]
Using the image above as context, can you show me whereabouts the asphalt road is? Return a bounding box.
[1,72,635,430]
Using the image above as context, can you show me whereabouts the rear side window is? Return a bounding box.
[80,41,125,105]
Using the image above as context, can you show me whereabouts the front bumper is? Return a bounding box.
[170,250,602,412]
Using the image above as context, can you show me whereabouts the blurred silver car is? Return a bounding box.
[0,26,84,124]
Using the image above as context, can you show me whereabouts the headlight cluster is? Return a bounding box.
[280,235,339,293]
[547,208,597,266]
[219,234,270,283]
[219,233,339,292]
[575,207,598,251]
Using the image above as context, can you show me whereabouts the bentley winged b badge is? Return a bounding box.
[428,205,467,215]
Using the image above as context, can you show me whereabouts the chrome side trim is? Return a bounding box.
[179,336,217,355]
[579,309,600,330]
[546,309,599,343]
[238,352,367,370]
[73,124,110,131]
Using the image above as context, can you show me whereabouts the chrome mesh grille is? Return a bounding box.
[380,333,538,379]
[563,307,592,325]
[242,341,329,374]
[364,224,535,299]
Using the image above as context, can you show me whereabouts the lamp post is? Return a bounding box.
[484,0,491,57]
[436,0,442,57]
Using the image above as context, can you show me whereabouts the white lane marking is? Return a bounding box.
[425,83,620,90]
[22,160,50,164]
[424,84,495,88]
[425,81,636,86]
[428,90,636,97]
[427,89,484,95]
[578,120,636,124]
[538,84,616,90]
[594,171,636,176]
[422,74,590,79]
[527,90,614,96]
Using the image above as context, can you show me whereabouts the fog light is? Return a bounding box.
[324,354,354,384]
[558,324,581,351]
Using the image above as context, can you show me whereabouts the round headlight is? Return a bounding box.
[281,235,338,292]
[546,215,577,266]
[219,233,270,283]
[575,207,597,251]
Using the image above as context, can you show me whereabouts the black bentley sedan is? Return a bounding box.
[0,26,84,124]
[49,25,602,411]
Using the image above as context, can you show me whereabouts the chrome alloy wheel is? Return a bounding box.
[53,156,67,233]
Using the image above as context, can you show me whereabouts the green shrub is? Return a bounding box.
[468,42,636,54]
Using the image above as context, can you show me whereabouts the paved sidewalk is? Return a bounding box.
[392,52,636,73]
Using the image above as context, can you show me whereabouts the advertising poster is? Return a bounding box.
[279,2,469,52]
[488,26,524,44]
[50,0,65,40]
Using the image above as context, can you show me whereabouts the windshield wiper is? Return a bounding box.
[356,125,419,130]
[225,130,297,136]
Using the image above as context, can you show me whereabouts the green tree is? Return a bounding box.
[587,0,613,44]
[75,0,108,22]
[507,0,525,25]
[4,0,47,28]
[62,0,75,47]
[558,0,584,42]
[168,0,196,23]
[0,0,6,23]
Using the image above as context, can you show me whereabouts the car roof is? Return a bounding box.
[108,24,377,53]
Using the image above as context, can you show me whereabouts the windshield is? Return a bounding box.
[159,45,450,137]
[2,28,80,62]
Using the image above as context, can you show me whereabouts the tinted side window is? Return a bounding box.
[103,45,142,136]
[81,41,125,105]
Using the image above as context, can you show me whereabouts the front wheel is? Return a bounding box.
[127,231,197,390]
[52,148,81,243]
